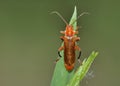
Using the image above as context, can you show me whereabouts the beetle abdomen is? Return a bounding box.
[65,63,74,71]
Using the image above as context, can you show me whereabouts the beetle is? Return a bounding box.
[52,11,89,71]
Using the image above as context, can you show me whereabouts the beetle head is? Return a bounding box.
[65,25,75,37]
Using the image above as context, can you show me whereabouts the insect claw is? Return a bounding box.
[54,57,61,63]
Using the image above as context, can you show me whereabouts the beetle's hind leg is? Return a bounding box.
[58,46,64,57]
[74,45,82,64]
[56,46,64,62]
[55,36,65,62]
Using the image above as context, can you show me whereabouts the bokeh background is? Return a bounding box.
[0,0,120,86]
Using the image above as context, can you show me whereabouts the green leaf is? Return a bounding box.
[51,6,99,86]
[67,51,99,86]
[69,6,77,30]
[50,6,77,86]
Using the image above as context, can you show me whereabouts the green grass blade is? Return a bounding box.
[50,6,77,86]
[67,51,99,86]
[69,6,77,30]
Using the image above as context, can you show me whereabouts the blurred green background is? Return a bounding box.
[0,0,120,86]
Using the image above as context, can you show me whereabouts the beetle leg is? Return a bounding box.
[55,57,61,62]
[55,36,64,62]
[74,37,80,41]
[58,46,64,57]
[59,36,64,54]
[60,36,64,40]
[56,46,64,62]
[75,45,82,64]
[60,31,65,34]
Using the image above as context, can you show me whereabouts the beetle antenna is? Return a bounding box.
[71,12,90,25]
[51,11,68,25]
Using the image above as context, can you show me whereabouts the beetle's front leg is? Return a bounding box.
[60,31,65,34]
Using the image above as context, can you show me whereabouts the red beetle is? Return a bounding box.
[52,11,88,71]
